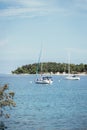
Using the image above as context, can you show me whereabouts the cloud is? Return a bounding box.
[0,0,49,17]
[0,0,67,17]
[0,39,8,47]
[18,0,45,7]
[0,0,87,18]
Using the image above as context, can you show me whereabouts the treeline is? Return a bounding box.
[11,62,87,74]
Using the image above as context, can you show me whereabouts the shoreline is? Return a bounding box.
[0,73,86,76]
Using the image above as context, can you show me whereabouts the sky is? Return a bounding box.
[0,0,87,74]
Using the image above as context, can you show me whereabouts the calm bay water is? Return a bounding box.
[0,74,87,130]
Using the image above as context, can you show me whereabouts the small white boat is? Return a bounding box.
[65,52,80,80]
[35,76,53,84]
[66,74,80,80]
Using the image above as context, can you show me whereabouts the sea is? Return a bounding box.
[0,74,87,130]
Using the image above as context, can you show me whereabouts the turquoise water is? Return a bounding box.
[0,74,87,130]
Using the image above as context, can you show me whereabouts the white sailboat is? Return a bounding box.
[66,74,80,80]
[35,48,53,84]
[65,53,80,80]
[35,75,53,84]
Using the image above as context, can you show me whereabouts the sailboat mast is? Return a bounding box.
[36,47,42,75]
[68,52,70,75]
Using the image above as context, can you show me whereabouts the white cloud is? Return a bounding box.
[0,39,8,47]
[18,0,45,7]
[0,0,87,18]
[0,0,50,17]
[0,0,68,17]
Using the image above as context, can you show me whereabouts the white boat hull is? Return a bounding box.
[35,76,53,84]
[35,79,53,84]
[66,75,80,80]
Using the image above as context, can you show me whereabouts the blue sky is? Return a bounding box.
[0,0,87,73]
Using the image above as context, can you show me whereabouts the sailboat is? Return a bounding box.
[65,53,80,80]
[66,74,80,80]
[35,75,53,84]
[35,48,53,84]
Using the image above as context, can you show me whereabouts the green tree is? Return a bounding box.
[0,84,16,129]
[12,62,87,74]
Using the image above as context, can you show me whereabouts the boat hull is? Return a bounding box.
[66,75,80,80]
[35,79,53,84]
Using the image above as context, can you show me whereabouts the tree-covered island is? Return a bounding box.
[11,62,87,74]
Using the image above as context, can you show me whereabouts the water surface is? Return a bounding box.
[0,74,87,130]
